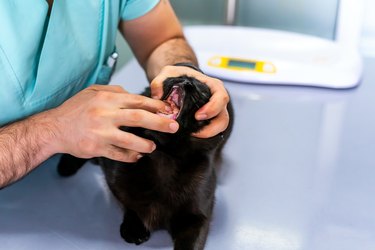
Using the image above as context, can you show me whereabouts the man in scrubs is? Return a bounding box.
[0,0,230,188]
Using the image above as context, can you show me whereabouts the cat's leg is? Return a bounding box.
[57,154,87,177]
[120,209,150,245]
[170,212,210,250]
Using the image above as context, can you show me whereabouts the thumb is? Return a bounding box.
[150,75,164,99]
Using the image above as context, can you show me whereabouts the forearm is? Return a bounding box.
[145,37,198,81]
[0,111,57,188]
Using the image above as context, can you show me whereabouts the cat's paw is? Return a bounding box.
[120,218,150,245]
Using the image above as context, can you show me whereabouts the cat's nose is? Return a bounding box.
[182,80,194,88]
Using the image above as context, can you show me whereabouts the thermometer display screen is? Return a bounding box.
[228,60,256,69]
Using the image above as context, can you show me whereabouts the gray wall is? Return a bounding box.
[236,0,338,40]
[170,0,226,25]
[171,0,340,39]
[115,0,373,71]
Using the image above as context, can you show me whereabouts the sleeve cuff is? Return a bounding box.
[120,0,160,21]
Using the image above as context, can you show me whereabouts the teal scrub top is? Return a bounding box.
[0,0,159,126]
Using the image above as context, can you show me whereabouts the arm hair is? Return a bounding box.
[0,111,57,188]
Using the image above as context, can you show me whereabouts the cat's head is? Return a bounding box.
[139,76,212,148]
[158,75,211,135]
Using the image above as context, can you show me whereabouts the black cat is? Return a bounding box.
[57,76,234,250]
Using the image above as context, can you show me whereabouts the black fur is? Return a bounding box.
[57,76,234,250]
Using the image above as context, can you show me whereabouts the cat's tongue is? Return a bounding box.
[156,86,183,120]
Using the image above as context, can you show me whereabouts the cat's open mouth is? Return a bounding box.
[157,85,185,120]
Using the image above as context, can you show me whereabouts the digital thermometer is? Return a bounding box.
[184,26,363,89]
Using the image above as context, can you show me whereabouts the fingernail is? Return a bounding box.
[151,143,156,152]
[136,154,143,160]
[169,122,179,132]
[196,113,207,120]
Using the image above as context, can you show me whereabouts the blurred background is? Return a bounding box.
[115,0,375,71]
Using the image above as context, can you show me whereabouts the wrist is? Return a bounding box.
[173,62,204,74]
[29,110,62,159]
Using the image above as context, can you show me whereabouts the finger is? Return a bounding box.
[110,130,156,154]
[194,76,228,104]
[194,78,229,120]
[88,84,128,93]
[103,146,142,163]
[192,109,230,138]
[117,94,170,113]
[195,95,227,121]
[92,91,169,113]
[150,75,165,99]
[115,109,179,133]
[195,86,230,121]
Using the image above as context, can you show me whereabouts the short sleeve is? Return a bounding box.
[120,0,160,21]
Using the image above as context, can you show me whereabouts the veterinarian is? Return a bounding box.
[0,0,230,188]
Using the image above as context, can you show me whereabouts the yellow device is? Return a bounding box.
[208,56,276,74]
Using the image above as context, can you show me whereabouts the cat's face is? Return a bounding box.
[121,76,212,147]
[158,76,211,134]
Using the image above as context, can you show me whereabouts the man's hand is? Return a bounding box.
[50,85,179,162]
[119,0,229,138]
[150,65,230,138]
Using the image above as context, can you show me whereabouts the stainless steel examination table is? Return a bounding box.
[1,57,375,250]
